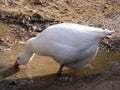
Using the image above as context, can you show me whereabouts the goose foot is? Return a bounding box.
[57,64,64,77]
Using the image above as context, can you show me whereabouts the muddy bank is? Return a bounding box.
[0,11,60,38]
[0,11,60,50]
[0,11,119,51]
[0,11,59,30]
[0,63,120,90]
[0,0,120,90]
[0,12,120,90]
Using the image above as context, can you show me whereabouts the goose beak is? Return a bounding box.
[13,61,19,69]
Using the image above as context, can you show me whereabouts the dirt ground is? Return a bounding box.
[0,0,120,90]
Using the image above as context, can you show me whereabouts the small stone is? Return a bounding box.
[3,48,11,51]
[0,37,5,42]
[32,26,37,30]
[19,41,26,45]
[19,80,28,85]
[59,76,72,82]
[9,80,16,85]
[36,28,42,32]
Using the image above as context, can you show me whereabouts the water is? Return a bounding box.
[0,23,120,79]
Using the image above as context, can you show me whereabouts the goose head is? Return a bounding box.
[14,48,34,69]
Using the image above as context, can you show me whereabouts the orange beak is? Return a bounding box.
[13,61,19,69]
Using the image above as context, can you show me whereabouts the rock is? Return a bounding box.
[59,76,73,82]
[9,80,16,85]
[3,48,11,51]
[18,41,26,45]
[19,80,28,85]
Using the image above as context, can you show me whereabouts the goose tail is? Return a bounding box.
[104,29,115,35]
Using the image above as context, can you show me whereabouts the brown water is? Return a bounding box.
[0,23,120,79]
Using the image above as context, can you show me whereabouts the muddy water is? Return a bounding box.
[0,23,120,79]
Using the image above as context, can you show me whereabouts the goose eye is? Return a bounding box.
[17,57,20,60]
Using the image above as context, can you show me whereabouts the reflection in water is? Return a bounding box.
[0,44,120,78]
[0,66,19,78]
[0,23,120,79]
[65,50,120,76]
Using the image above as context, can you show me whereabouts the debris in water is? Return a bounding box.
[0,37,14,51]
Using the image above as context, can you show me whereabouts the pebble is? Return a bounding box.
[3,48,11,51]
[9,80,16,85]
[19,80,28,85]
[59,76,73,82]
[32,26,37,30]
[18,41,26,45]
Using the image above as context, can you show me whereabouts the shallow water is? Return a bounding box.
[0,23,120,79]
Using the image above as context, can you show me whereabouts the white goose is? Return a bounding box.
[13,23,115,76]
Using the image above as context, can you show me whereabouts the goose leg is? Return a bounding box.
[57,64,64,77]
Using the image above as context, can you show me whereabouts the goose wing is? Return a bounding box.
[38,23,104,51]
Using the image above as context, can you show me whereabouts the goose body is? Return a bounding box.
[14,23,115,75]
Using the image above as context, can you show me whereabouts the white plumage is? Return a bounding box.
[14,23,115,76]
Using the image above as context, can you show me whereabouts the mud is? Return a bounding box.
[0,0,120,90]
[0,11,60,39]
